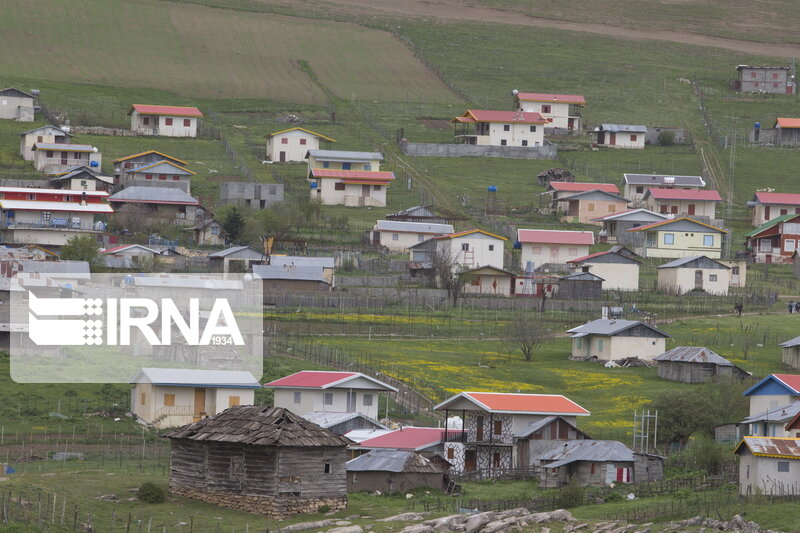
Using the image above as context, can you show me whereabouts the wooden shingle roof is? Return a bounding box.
[164,406,352,447]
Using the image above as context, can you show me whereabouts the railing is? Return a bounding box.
[152,405,203,423]
[5,220,100,231]
[441,430,467,443]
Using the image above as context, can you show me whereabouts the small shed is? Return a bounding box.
[556,271,603,300]
[540,440,636,488]
[515,416,592,467]
[208,246,265,273]
[463,265,514,297]
[164,406,351,518]
[654,346,750,383]
[656,255,731,295]
[346,449,445,494]
[593,124,647,149]
[780,335,800,370]
[537,168,574,187]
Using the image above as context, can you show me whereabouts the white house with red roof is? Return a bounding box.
[451,110,546,147]
[643,188,722,219]
[748,191,800,227]
[514,92,586,131]
[264,370,397,421]
[265,127,335,163]
[408,229,507,271]
[0,187,112,246]
[435,392,590,473]
[32,143,101,174]
[545,182,621,202]
[128,105,203,137]
[517,229,594,269]
[309,168,395,207]
[622,174,707,206]
[567,249,641,291]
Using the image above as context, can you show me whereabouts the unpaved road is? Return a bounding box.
[294,0,800,58]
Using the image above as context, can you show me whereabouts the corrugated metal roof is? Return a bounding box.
[17,260,90,276]
[0,88,34,98]
[310,168,395,181]
[558,189,628,202]
[113,151,188,165]
[657,255,728,269]
[355,427,445,451]
[375,220,454,234]
[302,411,388,430]
[208,245,263,259]
[130,160,194,175]
[0,199,114,213]
[654,346,732,366]
[560,272,605,282]
[132,277,243,290]
[514,416,588,439]
[776,118,800,129]
[19,125,72,137]
[744,213,797,238]
[109,186,198,205]
[0,186,107,196]
[454,110,547,124]
[780,335,800,348]
[734,437,800,459]
[264,371,396,391]
[130,368,261,388]
[541,440,634,468]
[346,449,442,473]
[269,255,335,269]
[597,124,647,133]
[623,174,705,187]
[253,264,327,283]
[548,182,620,194]
[129,104,203,117]
[307,149,383,161]
[627,217,726,234]
[753,191,800,206]
[744,374,800,396]
[590,208,668,222]
[567,251,640,265]
[566,319,669,338]
[435,392,589,416]
[645,188,722,201]
[265,127,335,142]
[33,143,95,152]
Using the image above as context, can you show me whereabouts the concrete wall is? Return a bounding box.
[444,234,505,270]
[470,122,544,147]
[563,199,628,225]
[463,273,512,296]
[645,198,717,218]
[657,266,730,295]
[520,243,590,268]
[311,180,387,207]
[644,230,722,258]
[307,155,381,171]
[572,334,666,361]
[752,203,800,227]
[578,262,639,291]
[749,394,799,417]
[131,113,198,137]
[399,141,557,160]
[517,101,574,130]
[378,230,431,252]
[273,388,380,420]
[0,95,34,121]
[739,452,800,496]
[598,131,645,149]
[267,131,320,162]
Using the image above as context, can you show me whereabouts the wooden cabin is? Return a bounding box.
[654,347,750,383]
[346,449,445,494]
[164,406,351,518]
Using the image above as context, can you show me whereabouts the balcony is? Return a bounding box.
[441,430,513,445]
[4,219,101,231]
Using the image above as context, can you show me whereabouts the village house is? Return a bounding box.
[128,104,203,137]
[0,88,34,122]
[32,143,101,174]
[302,411,387,437]
[567,249,641,291]
[164,406,350,517]
[462,265,514,297]
[435,391,590,474]
[386,205,448,224]
[735,65,794,94]
[267,255,335,286]
[734,437,800,496]
[265,127,335,163]
[408,229,506,272]
[654,347,749,383]
[254,264,332,292]
[451,110,546,146]
[352,427,447,458]
[19,125,72,160]
[129,368,261,429]
[593,124,647,149]
[517,229,594,269]
[47,166,114,192]
[185,218,226,247]
[101,244,160,269]
[748,191,800,227]
[643,188,722,219]
[627,217,726,258]
[555,271,603,300]
[739,402,800,440]
[780,336,800,370]
[113,150,189,186]
[592,209,668,246]
[346,450,446,494]
[371,220,454,252]
[622,174,707,206]
[309,169,395,207]
[306,149,383,171]
[656,255,731,295]
[566,319,670,361]
[545,181,621,203]
[514,92,586,131]
[0,187,112,246]
[558,190,629,225]
[772,118,800,147]
[743,374,800,418]
[208,245,265,273]
[514,416,591,468]
[219,182,284,209]
[264,370,397,420]
[108,186,201,226]
[744,213,800,264]
[119,159,194,193]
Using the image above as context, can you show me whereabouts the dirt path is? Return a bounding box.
[299,0,800,58]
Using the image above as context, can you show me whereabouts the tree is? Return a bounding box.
[507,311,554,361]
[60,234,101,267]
[222,207,246,244]
[112,203,150,235]
[431,248,468,305]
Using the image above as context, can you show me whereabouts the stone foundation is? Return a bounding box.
[170,487,347,518]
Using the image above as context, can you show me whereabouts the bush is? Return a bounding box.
[658,130,676,146]
[604,491,624,503]
[317,504,331,513]
[558,477,586,508]
[138,482,166,504]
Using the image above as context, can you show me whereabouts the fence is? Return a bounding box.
[204,112,255,183]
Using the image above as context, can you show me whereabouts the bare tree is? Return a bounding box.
[507,311,554,362]
[431,248,469,305]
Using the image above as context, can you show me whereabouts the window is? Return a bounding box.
[664,233,675,245]
[576,338,582,349]
[636,186,644,193]
[530,126,537,132]
[172,176,180,180]
[363,394,373,406]
[342,162,352,170]
[568,247,578,256]
[46,150,53,158]
[363,164,371,171]
[228,396,240,407]
[500,139,507,146]
[781,209,789,216]
[322,161,330,169]
[230,456,245,476]
[324,460,332,474]
[392,233,399,241]
[334,182,345,191]
[608,204,616,213]
[778,461,790,472]
[503,124,510,131]
[373,185,381,191]
[773,72,780,79]
[659,204,668,214]
[281,138,288,144]
[165,118,173,126]
[542,105,551,113]
[418,234,425,242]
[751,71,758,78]
[27,194,36,200]
[140,393,146,405]
[703,235,714,246]
[159,175,167,180]
[471,277,480,286]
[488,244,494,251]
[591,463,596,474]
[293,391,301,404]
[163,394,175,406]
[143,117,150,125]
[324,392,333,405]
[351,473,358,483]
[461,243,469,251]
[125,162,132,169]
[447,447,454,460]
[521,140,528,146]
[279,476,300,483]
[184,119,191,127]
[41,211,51,222]
[493,420,502,435]
[598,339,604,351]
[630,135,637,142]
[210,225,220,235]
[492,453,501,468]
[587,203,595,212]
[709,274,718,282]
[670,205,678,214]
[298,138,307,146]
[774,82,781,88]
[786,239,796,253]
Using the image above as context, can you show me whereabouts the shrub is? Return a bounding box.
[604,491,624,503]
[317,504,331,513]
[138,482,166,504]
[658,130,676,146]
[558,477,585,508]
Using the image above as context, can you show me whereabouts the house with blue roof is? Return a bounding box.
[743,374,800,418]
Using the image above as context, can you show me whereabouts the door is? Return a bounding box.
[694,270,703,291]
[609,132,617,145]
[476,416,484,441]
[464,449,477,472]
[731,266,740,285]
[765,206,771,220]
[567,117,575,130]
[687,204,696,215]
[361,185,371,197]
[549,246,559,263]
[279,151,286,162]
[346,391,356,412]
[193,388,206,421]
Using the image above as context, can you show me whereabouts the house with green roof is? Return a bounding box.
[744,213,800,264]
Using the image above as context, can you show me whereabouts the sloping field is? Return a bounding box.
[0,0,456,103]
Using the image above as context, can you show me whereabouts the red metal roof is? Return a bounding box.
[774,374,800,394]
[646,188,722,201]
[515,93,586,105]
[517,229,594,245]
[454,110,547,124]
[463,392,589,415]
[549,182,620,194]
[310,169,395,182]
[627,217,726,233]
[567,251,613,263]
[264,371,357,388]
[129,104,203,117]
[356,427,445,451]
[776,118,800,129]
[754,191,800,205]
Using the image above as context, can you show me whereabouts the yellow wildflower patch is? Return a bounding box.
[548,368,643,391]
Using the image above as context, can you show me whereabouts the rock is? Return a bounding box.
[379,512,431,522]
[478,519,508,533]
[566,524,588,532]
[464,512,495,533]
[430,514,464,531]
[325,527,362,533]
[400,526,435,533]
[280,519,347,532]
[95,494,119,502]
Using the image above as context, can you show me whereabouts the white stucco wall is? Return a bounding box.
[578,262,639,291]
[442,234,505,270]
[475,122,544,147]
[600,131,645,149]
[518,101,573,129]
[572,335,665,361]
[130,112,198,137]
[274,388,380,419]
[643,231,722,258]
[0,95,34,121]
[520,243,590,268]
[311,180,387,207]
[267,131,321,162]
[379,231,431,252]
[657,267,730,295]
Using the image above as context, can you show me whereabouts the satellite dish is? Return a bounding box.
[511,89,519,96]
[30,89,40,96]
